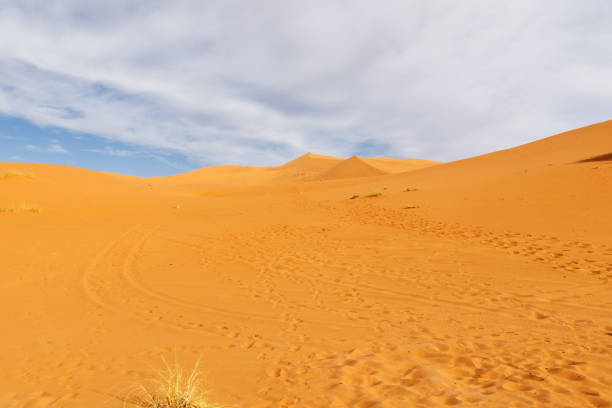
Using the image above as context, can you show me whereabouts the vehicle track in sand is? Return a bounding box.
[78,207,611,408]
[82,225,282,336]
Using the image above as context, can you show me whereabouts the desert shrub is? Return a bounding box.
[128,358,220,408]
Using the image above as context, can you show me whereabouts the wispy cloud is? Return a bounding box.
[48,143,68,153]
[85,145,191,171]
[0,133,22,140]
[25,143,69,153]
[86,147,136,157]
[0,1,611,167]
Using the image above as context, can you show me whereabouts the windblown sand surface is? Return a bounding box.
[1,121,611,407]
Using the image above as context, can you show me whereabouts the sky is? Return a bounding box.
[0,1,611,176]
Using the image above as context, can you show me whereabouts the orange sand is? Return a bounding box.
[1,121,611,407]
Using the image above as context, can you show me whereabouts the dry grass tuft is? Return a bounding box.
[366,191,382,198]
[0,202,40,213]
[1,169,34,180]
[128,357,220,408]
[19,202,40,213]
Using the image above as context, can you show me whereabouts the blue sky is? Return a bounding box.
[0,114,193,176]
[1,1,611,176]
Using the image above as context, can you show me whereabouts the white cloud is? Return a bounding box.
[0,1,611,166]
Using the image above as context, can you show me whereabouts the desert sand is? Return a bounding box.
[1,120,611,407]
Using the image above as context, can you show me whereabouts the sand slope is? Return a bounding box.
[362,157,441,173]
[1,121,611,408]
[378,119,612,241]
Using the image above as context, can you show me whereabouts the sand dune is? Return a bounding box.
[280,152,343,172]
[151,153,438,188]
[377,119,612,241]
[316,155,388,180]
[1,121,611,408]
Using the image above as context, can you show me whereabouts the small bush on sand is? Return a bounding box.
[1,169,34,180]
[128,358,220,408]
[19,203,40,213]
[0,202,40,213]
[367,192,382,198]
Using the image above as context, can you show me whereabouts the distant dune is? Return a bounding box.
[362,157,441,173]
[150,152,440,187]
[279,152,343,172]
[316,155,388,180]
[1,120,611,408]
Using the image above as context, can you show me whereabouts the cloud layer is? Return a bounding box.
[1,1,611,168]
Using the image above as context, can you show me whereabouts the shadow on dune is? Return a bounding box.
[576,152,612,163]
